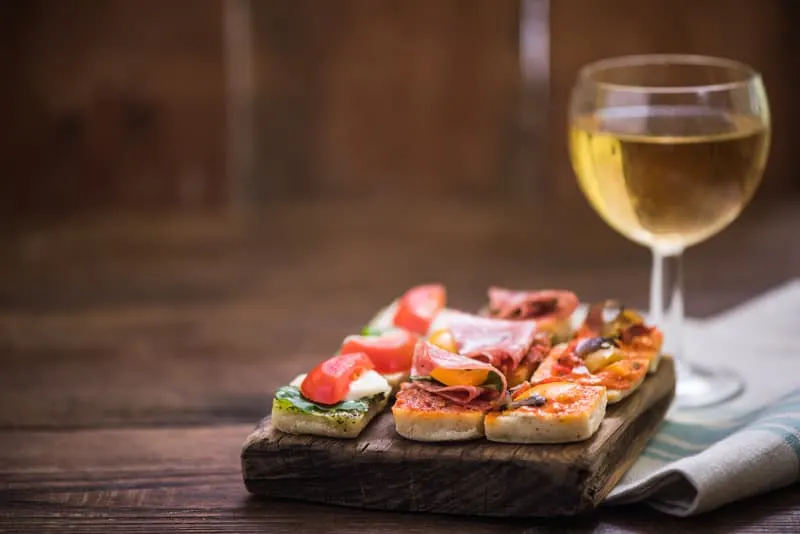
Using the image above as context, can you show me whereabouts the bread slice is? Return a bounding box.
[604,368,647,403]
[271,388,388,439]
[647,352,662,374]
[485,382,607,444]
[532,345,648,405]
[392,386,486,442]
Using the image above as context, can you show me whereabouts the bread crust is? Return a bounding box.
[605,369,647,404]
[391,387,486,442]
[271,394,388,439]
[392,406,485,441]
[647,353,662,374]
[485,383,607,443]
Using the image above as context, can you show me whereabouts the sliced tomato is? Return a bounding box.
[300,352,374,405]
[393,283,446,335]
[339,329,416,374]
[552,362,575,377]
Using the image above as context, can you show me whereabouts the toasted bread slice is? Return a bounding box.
[530,347,565,381]
[485,382,607,443]
[532,344,648,405]
[646,352,662,374]
[271,387,388,439]
[392,386,486,442]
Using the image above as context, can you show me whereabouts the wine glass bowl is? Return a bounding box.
[568,55,771,408]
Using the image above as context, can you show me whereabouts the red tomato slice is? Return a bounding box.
[392,284,446,335]
[300,352,374,405]
[340,330,416,374]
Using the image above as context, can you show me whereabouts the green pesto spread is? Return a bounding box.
[273,386,383,417]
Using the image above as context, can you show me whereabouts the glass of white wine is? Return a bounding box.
[568,54,770,408]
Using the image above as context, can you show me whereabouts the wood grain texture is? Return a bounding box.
[250,0,523,198]
[242,359,674,517]
[0,198,799,531]
[1,0,227,222]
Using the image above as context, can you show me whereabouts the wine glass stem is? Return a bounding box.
[650,248,684,365]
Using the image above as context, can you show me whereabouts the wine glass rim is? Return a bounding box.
[578,54,762,93]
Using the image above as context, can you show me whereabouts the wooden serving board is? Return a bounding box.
[241,356,675,517]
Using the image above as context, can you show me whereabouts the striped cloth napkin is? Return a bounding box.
[605,279,800,515]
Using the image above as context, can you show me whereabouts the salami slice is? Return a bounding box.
[432,309,543,377]
[410,341,507,408]
[485,287,579,322]
[409,381,495,410]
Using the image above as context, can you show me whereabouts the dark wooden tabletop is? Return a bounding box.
[1,197,798,533]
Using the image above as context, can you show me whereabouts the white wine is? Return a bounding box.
[570,106,770,252]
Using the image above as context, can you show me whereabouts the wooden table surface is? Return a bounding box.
[1,197,798,533]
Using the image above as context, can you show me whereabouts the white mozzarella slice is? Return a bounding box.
[343,369,391,401]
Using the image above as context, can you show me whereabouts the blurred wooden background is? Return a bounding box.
[1,0,798,226]
[2,5,799,528]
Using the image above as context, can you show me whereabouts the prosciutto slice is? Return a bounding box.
[410,381,497,410]
[434,309,545,376]
[485,287,579,323]
[410,341,507,408]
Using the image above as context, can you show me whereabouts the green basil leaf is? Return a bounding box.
[360,325,387,336]
[408,375,446,386]
[482,369,506,392]
[274,386,378,415]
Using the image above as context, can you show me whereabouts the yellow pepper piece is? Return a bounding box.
[428,329,458,353]
[599,359,632,376]
[430,368,489,387]
[583,346,626,374]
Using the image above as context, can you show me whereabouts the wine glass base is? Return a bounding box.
[672,361,744,409]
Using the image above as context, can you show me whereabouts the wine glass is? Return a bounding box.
[568,54,770,408]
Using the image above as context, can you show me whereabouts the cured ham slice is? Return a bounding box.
[479,287,579,343]
[409,381,496,411]
[409,341,507,408]
[485,287,579,322]
[428,309,546,380]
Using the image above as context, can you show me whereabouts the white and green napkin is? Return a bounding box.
[606,279,800,515]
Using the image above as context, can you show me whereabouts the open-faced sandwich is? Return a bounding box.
[479,287,580,343]
[270,283,664,446]
[271,352,391,438]
[365,283,447,336]
[484,381,607,444]
[576,300,664,373]
[426,309,550,387]
[531,337,649,404]
[392,341,508,442]
[339,328,417,393]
